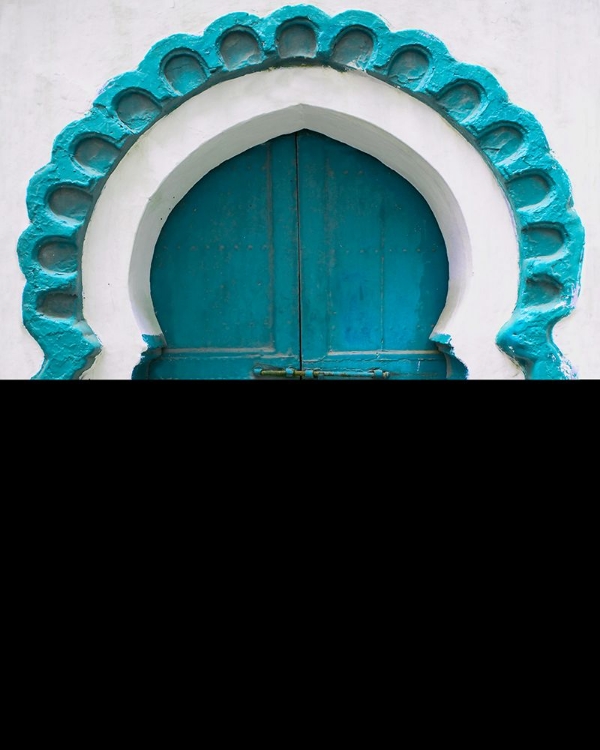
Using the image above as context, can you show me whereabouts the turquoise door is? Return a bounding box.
[148,130,449,379]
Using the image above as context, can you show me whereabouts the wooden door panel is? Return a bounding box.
[297,131,448,378]
[149,134,300,379]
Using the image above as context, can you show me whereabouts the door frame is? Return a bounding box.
[17,6,584,379]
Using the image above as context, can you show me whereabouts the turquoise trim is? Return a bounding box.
[17,4,585,379]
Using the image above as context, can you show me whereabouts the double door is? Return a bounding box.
[148,130,449,379]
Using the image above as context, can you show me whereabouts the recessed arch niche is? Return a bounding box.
[17,5,585,379]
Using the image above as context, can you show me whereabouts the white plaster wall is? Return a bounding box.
[1,0,598,379]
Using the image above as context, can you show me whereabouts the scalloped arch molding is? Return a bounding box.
[18,4,584,379]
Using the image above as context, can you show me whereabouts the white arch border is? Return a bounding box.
[81,66,523,379]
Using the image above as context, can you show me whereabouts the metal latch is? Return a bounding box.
[253,366,389,379]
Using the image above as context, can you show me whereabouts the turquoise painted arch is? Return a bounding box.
[17,4,585,379]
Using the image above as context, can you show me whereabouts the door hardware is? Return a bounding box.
[253,366,389,379]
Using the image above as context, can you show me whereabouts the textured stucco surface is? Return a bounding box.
[1,0,598,378]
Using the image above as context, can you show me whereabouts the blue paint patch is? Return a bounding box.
[131,334,167,380]
[430,333,468,379]
[17,4,585,379]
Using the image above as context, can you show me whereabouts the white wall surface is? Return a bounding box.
[1,0,598,379]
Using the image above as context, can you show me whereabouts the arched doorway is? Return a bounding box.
[18,7,583,379]
[147,130,452,379]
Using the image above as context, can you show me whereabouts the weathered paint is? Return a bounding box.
[147,130,451,379]
[17,4,585,379]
